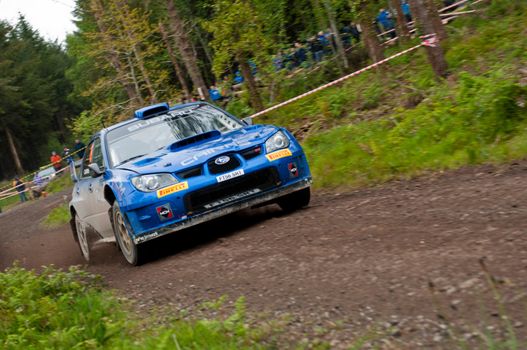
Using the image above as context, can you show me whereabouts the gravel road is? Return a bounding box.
[1,162,526,348]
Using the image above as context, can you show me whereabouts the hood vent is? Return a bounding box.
[168,130,221,151]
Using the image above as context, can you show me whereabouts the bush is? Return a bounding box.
[303,71,527,188]
[0,266,281,349]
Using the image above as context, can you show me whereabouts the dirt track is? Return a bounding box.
[1,162,527,348]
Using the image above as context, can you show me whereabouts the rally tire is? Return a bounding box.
[74,214,90,262]
[112,202,143,265]
[278,187,311,213]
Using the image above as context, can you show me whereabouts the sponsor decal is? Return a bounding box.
[156,182,189,198]
[156,204,174,221]
[216,169,244,183]
[135,231,159,244]
[204,188,261,209]
[288,162,299,177]
[214,155,230,165]
[266,148,292,162]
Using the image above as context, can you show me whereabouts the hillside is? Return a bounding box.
[251,0,527,188]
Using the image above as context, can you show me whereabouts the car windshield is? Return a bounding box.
[106,104,243,167]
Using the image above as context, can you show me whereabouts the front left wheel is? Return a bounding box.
[74,214,90,262]
[112,202,143,265]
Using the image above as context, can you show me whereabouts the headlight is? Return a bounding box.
[265,131,290,153]
[131,174,178,192]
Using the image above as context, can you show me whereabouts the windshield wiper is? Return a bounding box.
[117,154,147,167]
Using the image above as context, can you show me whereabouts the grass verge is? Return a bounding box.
[0,265,284,350]
[42,202,70,228]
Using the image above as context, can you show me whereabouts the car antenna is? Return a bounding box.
[101,120,106,128]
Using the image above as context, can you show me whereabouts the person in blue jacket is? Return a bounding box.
[209,86,223,102]
[402,1,412,22]
[377,8,396,38]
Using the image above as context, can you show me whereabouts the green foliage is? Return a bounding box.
[0,18,80,178]
[0,265,125,349]
[0,266,281,349]
[303,70,527,188]
[46,174,73,194]
[203,0,275,77]
[42,203,70,228]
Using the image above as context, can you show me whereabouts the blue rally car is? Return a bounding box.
[69,102,312,265]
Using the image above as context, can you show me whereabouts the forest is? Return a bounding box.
[0,0,452,180]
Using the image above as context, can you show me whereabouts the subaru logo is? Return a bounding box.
[214,156,230,165]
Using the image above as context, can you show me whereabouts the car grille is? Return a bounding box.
[185,168,280,213]
[176,166,203,179]
[207,154,241,174]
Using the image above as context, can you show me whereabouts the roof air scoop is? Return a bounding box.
[134,102,169,119]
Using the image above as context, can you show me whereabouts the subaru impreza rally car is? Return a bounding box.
[69,102,311,265]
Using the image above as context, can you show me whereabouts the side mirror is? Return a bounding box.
[88,163,104,177]
[69,161,78,183]
[242,117,253,126]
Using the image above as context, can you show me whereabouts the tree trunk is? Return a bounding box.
[357,17,384,63]
[389,0,410,42]
[90,0,144,105]
[5,127,24,174]
[238,58,264,111]
[166,0,210,100]
[322,0,349,69]
[425,0,447,41]
[409,0,448,78]
[159,23,191,99]
[117,0,157,103]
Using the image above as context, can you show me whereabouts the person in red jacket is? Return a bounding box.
[50,151,62,172]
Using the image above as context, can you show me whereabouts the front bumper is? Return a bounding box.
[132,177,311,244]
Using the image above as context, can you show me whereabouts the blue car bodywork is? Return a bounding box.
[69,102,311,264]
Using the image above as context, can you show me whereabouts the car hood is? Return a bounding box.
[116,125,278,174]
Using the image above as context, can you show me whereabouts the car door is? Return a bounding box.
[74,138,113,238]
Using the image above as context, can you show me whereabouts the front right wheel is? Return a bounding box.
[112,202,143,265]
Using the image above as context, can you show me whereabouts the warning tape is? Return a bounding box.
[376,0,482,40]
[249,35,438,120]
[0,167,70,202]
[0,146,86,198]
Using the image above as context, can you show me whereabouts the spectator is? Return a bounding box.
[233,70,244,84]
[50,151,62,172]
[63,147,73,165]
[341,25,352,47]
[209,85,223,102]
[309,36,324,62]
[350,23,361,43]
[32,173,46,199]
[73,139,86,159]
[377,8,396,39]
[402,1,412,22]
[283,48,295,70]
[293,42,308,67]
[317,31,330,48]
[273,51,284,71]
[13,176,27,203]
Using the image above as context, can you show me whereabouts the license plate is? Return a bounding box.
[216,169,244,183]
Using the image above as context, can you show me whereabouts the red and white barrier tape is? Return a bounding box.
[0,166,70,202]
[0,146,86,195]
[249,35,437,120]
